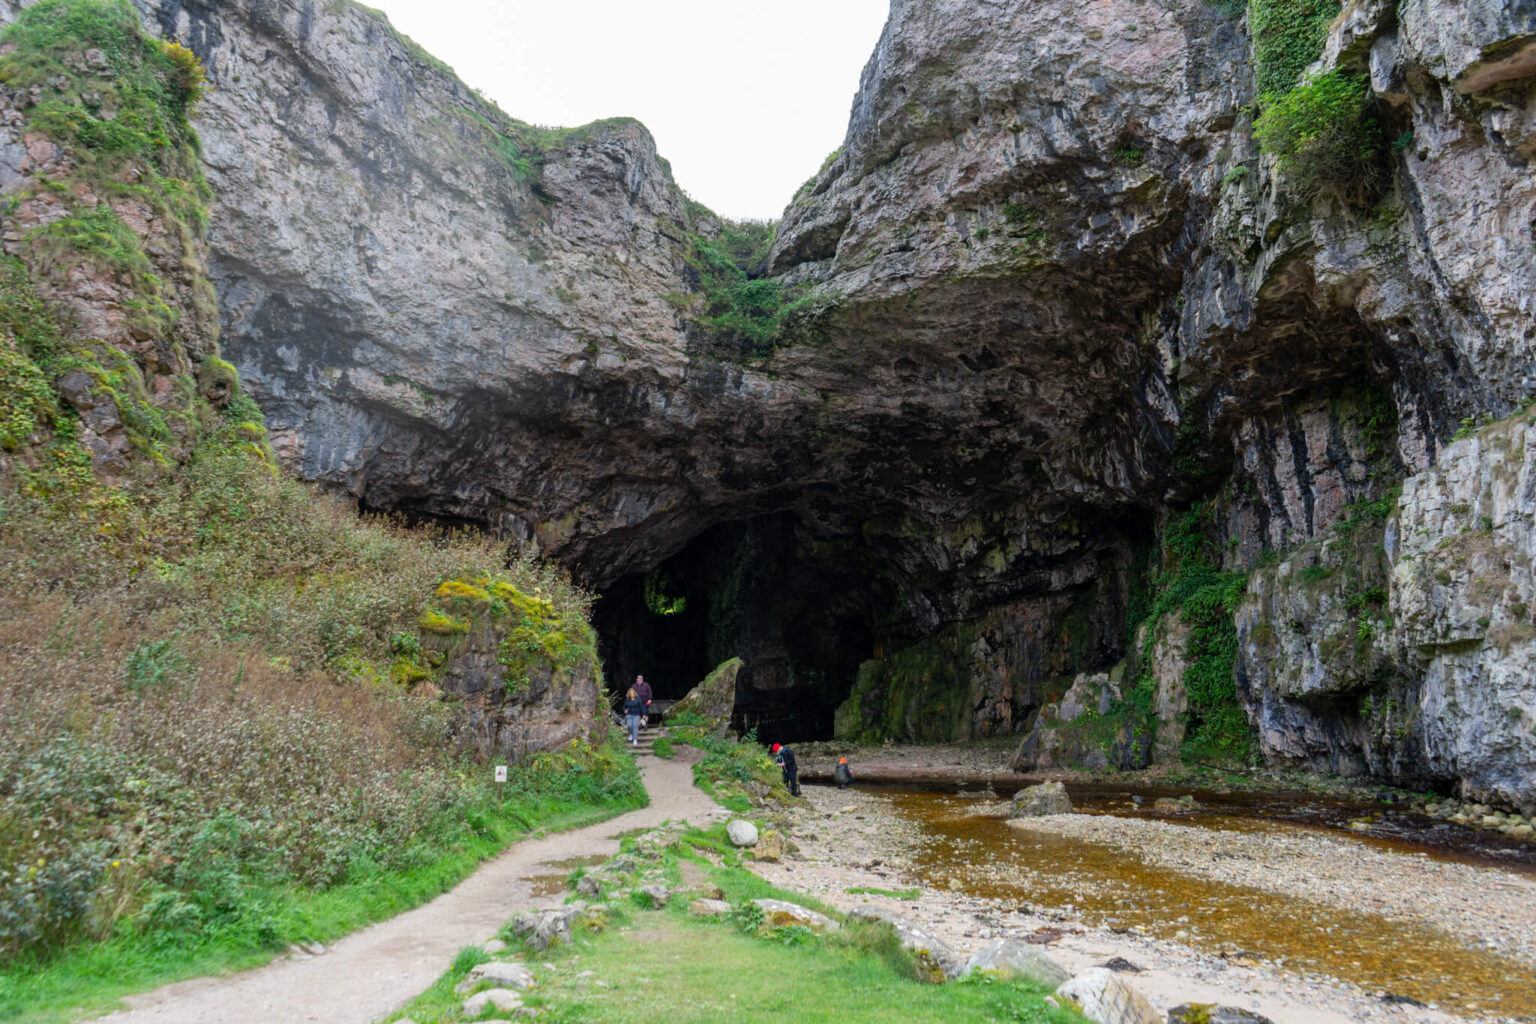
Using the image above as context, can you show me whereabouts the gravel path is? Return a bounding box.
[94,749,723,1024]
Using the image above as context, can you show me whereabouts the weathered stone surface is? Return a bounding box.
[848,905,963,982]
[636,884,671,909]
[753,829,787,862]
[726,820,759,847]
[668,657,741,731]
[689,898,732,917]
[964,939,1071,987]
[455,961,534,994]
[1054,967,1161,1024]
[462,989,522,1016]
[1010,781,1072,818]
[1238,411,1536,812]
[751,899,839,933]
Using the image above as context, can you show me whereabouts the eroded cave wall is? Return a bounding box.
[32,0,1533,802]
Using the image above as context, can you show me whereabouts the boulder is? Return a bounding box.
[964,939,1071,987]
[509,905,583,951]
[751,899,839,933]
[848,905,962,982]
[462,988,522,1015]
[468,961,535,990]
[754,829,787,861]
[689,898,733,917]
[1169,1006,1275,1024]
[727,819,759,847]
[1054,968,1160,1024]
[669,657,741,730]
[455,960,535,994]
[637,884,671,909]
[1011,781,1073,817]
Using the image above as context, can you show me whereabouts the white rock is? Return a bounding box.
[727,819,759,847]
[1055,968,1161,1024]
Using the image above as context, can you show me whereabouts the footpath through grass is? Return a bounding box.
[393,825,1083,1024]
[0,752,647,1024]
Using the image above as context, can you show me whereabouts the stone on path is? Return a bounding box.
[1055,968,1160,1024]
[1169,1005,1275,1024]
[483,938,506,954]
[466,960,535,991]
[689,898,733,917]
[727,819,759,846]
[462,988,523,1015]
[752,898,839,933]
[848,905,963,982]
[964,939,1071,987]
[1011,781,1073,817]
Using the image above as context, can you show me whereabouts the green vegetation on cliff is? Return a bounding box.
[679,219,817,360]
[1120,504,1252,760]
[0,4,635,1017]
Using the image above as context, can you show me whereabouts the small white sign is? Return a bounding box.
[494,765,508,783]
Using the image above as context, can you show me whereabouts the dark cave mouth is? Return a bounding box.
[592,514,877,745]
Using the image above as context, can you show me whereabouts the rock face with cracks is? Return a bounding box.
[10,0,1533,804]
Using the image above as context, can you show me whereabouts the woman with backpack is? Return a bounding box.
[623,687,645,745]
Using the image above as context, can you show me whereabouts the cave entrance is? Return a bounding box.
[593,514,875,745]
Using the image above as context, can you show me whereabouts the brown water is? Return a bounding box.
[888,790,1536,1019]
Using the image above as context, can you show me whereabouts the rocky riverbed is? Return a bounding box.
[748,783,1536,1024]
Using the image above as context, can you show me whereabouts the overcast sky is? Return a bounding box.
[364,1,891,221]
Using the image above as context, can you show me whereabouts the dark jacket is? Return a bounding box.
[777,746,797,772]
[633,680,653,705]
[833,762,853,785]
[623,696,645,716]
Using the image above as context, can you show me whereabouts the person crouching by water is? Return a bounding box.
[771,742,800,797]
[833,756,854,790]
[623,687,644,746]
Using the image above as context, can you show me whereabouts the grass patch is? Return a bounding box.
[392,844,1080,1024]
[673,728,784,811]
[652,737,676,759]
[846,886,922,901]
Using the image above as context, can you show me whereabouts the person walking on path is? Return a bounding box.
[833,756,854,790]
[771,742,800,797]
[623,687,645,745]
[633,674,653,727]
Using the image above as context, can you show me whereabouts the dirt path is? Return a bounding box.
[95,745,724,1024]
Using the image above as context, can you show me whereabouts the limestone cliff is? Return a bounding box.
[7,0,1533,806]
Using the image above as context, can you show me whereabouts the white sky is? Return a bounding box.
[365,1,891,221]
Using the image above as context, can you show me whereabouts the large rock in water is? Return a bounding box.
[1011,781,1073,818]
[668,657,742,731]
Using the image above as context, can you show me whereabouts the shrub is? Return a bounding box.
[1249,0,1343,98]
[1254,71,1386,204]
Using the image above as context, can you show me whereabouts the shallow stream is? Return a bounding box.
[877,784,1536,1019]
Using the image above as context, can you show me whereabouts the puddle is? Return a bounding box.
[520,855,607,897]
[887,789,1536,1018]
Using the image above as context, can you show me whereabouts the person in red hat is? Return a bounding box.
[771,742,800,797]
